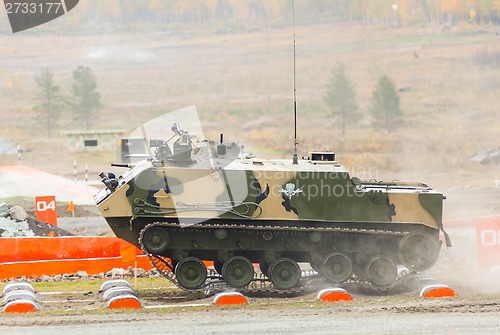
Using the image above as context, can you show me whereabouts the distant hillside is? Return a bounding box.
[2,1,500,34]
[0,18,499,190]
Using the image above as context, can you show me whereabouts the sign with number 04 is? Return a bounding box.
[35,195,58,226]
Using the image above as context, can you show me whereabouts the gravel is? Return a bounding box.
[0,203,73,237]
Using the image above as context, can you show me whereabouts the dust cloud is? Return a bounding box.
[430,224,500,294]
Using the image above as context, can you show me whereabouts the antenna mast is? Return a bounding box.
[292,0,298,164]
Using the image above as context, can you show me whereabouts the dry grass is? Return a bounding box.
[0,23,499,190]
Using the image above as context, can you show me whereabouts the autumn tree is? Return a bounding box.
[71,66,102,130]
[370,75,403,132]
[50,1,500,28]
[33,68,64,138]
[323,62,359,140]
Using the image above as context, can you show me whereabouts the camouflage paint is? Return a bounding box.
[97,160,443,230]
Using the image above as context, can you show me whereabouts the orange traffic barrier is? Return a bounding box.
[0,237,215,280]
[2,282,38,313]
[107,295,142,309]
[100,279,141,309]
[0,237,144,263]
[316,288,353,302]
[212,292,248,305]
[0,256,153,280]
[3,300,38,313]
[420,285,456,298]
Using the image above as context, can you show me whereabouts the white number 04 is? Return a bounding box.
[36,200,56,212]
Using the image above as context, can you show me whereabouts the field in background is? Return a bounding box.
[0,22,499,191]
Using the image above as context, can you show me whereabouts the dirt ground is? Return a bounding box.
[1,170,499,333]
[0,287,499,334]
[1,163,498,333]
[1,220,499,334]
[1,15,500,333]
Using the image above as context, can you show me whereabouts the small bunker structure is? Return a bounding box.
[63,129,124,152]
[470,147,500,165]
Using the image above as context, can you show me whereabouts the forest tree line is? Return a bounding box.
[70,0,500,28]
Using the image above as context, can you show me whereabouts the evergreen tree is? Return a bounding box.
[323,62,359,140]
[370,75,403,131]
[33,68,64,138]
[71,66,102,130]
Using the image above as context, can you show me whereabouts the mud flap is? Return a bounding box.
[441,228,452,247]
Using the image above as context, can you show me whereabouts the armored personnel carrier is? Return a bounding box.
[95,115,450,293]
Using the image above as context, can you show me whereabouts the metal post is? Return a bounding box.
[85,164,88,187]
[392,4,398,28]
[292,0,298,165]
[17,144,21,164]
[73,160,77,184]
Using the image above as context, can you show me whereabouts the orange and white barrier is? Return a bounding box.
[212,292,248,305]
[107,295,141,309]
[0,236,142,262]
[2,282,38,313]
[316,288,353,302]
[419,284,456,299]
[0,237,153,280]
[0,256,153,280]
[100,279,141,310]
[3,299,38,313]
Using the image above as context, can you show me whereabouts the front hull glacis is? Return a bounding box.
[95,124,450,292]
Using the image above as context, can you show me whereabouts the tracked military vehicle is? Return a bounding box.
[95,115,450,293]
